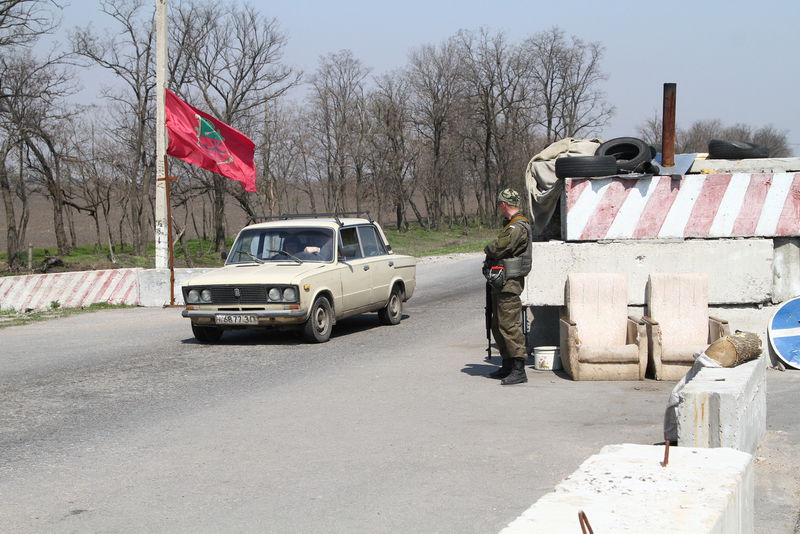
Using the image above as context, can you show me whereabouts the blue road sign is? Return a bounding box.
[769,296,800,370]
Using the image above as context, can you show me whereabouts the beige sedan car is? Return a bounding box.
[181,216,416,343]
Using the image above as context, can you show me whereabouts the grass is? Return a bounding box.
[1,221,497,276]
[0,302,135,329]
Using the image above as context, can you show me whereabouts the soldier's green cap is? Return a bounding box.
[497,188,520,206]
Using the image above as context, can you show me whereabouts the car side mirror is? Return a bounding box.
[221,250,228,260]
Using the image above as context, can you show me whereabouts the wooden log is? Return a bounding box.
[705,331,762,367]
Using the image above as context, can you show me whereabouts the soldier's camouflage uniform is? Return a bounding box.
[484,214,530,361]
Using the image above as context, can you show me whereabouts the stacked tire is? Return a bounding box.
[554,137,656,178]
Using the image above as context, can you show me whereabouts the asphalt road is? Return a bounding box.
[1,253,798,533]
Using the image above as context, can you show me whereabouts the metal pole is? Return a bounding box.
[661,82,676,168]
[154,0,169,270]
[165,156,175,306]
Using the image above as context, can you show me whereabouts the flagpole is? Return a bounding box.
[154,0,171,296]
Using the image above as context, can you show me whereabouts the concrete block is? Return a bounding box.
[502,444,753,534]
[689,158,800,174]
[0,268,141,311]
[138,268,215,307]
[773,238,800,303]
[677,356,767,454]
[522,239,773,306]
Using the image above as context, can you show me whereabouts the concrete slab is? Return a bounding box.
[523,239,774,306]
[678,356,767,454]
[501,443,754,534]
[138,268,215,307]
[689,158,800,174]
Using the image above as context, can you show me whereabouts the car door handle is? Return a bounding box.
[388,261,394,267]
[363,265,370,271]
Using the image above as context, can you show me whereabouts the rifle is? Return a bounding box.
[485,282,493,361]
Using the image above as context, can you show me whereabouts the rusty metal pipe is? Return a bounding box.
[578,510,595,534]
[663,439,670,467]
[662,83,676,167]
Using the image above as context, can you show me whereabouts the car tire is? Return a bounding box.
[192,324,223,343]
[595,137,651,172]
[303,296,333,343]
[378,285,403,326]
[708,139,769,159]
[554,155,618,179]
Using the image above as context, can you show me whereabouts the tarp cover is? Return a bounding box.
[524,137,602,236]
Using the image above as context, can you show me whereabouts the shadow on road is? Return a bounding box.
[179,312,411,346]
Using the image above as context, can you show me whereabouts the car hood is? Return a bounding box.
[184,262,330,286]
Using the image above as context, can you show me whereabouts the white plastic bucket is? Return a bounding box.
[533,346,561,371]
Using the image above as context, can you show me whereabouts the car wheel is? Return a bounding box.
[708,139,769,159]
[554,155,618,179]
[192,324,223,343]
[378,285,403,325]
[595,137,652,172]
[303,296,333,343]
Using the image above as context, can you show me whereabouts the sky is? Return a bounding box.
[56,0,800,154]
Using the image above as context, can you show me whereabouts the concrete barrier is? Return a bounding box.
[0,268,141,310]
[522,239,775,306]
[501,443,754,534]
[138,268,215,307]
[677,356,767,454]
[0,268,216,311]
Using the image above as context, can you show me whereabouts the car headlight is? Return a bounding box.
[187,289,200,303]
[283,287,297,302]
[200,289,212,303]
[268,287,282,301]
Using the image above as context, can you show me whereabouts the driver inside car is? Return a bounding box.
[283,236,320,259]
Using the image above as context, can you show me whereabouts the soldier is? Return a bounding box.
[484,188,532,385]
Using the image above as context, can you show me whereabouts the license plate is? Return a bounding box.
[215,314,258,325]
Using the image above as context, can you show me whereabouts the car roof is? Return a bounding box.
[241,218,374,231]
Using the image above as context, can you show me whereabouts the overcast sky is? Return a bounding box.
[59,0,800,154]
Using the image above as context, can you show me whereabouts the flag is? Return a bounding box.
[164,89,257,192]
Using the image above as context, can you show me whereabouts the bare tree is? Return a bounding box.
[184,1,300,249]
[306,49,370,215]
[638,117,791,157]
[0,50,76,257]
[0,0,58,48]
[456,28,538,222]
[407,37,465,229]
[71,0,156,256]
[368,72,418,229]
[524,27,613,143]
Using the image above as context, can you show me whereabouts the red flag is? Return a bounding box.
[165,89,257,192]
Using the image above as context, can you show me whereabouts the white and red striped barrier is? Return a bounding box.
[564,173,800,241]
[0,268,140,311]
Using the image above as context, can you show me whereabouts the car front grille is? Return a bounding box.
[209,285,267,304]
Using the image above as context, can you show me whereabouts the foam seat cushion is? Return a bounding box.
[578,344,639,363]
[648,273,709,345]
[567,273,629,346]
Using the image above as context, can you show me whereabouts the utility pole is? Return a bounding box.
[154,0,169,270]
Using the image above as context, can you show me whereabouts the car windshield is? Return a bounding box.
[227,227,335,264]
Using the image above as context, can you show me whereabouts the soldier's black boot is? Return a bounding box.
[488,358,512,379]
[501,358,528,385]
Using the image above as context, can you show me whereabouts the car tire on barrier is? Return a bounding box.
[595,137,652,171]
[708,139,769,159]
[554,155,618,179]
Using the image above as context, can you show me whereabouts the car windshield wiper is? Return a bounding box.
[265,249,303,264]
[233,250,265,264]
